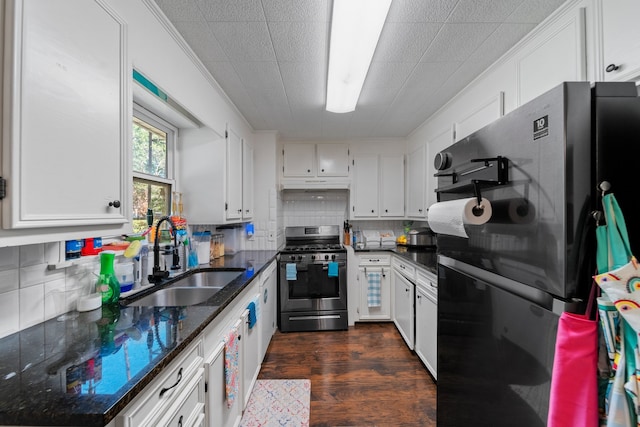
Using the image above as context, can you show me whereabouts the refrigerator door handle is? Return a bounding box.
[438,255,576,314]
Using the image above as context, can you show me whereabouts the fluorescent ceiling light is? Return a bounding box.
[326,0,392,113]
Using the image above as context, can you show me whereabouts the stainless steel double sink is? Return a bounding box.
[126,269,244,307]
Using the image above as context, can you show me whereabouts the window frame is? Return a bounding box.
[132,103,177,226]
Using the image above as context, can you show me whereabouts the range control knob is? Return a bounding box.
[311,255,316,260]
[324,255,329,260]
[290,255,295,261]
[434,152,452,170]
[331,254,336,260]
[297,255,303,261]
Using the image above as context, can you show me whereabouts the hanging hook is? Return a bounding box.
[598,181,611,199]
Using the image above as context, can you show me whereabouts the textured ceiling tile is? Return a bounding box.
[506,0,566,23]
[209,22,276,61]
[202,60,266,126]
[155,0,205,21]
[466,23,536,66]
[279,62,326,109]
[447,0,524,23]
[269,21,328,63]
[373,22,442,63]
[195,0,265,21]
[386,0,459,22]
[173,21,228,61]
[421,23,499,62]
[358,62,417,107]
[233,61,289,110]
[262,0,330,22]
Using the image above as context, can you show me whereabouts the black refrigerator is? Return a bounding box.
[433,82,640,426]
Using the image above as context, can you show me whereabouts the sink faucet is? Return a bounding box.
[148,216,181,284]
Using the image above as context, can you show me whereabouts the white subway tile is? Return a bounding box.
[0,247,19,270]
[0,269,18,293]
[19,244,45,267]
[0,289,19,338]
[44,279,67,320]
[20,284,44,329]
[20,264,65,288]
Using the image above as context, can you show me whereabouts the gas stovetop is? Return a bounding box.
[282,243,344,252]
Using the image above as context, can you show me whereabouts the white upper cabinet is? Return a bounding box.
[242,139,254,220]
[282,143,349,180]
[600,0,640,81]
[282,143,315,177]
[406,144,426,218]
[1,0,130,244]
[352,154,379,217]
[316,144,349,176]
[226,127,243,221]
[351,153,404,219]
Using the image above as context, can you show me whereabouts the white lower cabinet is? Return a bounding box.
[242,301,261,408]
[205,340,241,427]
[357,254,391,321]
[392,268,415,350]
[415,269,437,380]
[116,339,205,427]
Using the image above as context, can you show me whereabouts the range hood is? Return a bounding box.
[280,178,350,190]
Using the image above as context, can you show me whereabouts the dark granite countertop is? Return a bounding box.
[0,250,278,426]
[354,245,437,275]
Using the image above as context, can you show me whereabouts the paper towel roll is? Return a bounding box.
[427,197,492,238]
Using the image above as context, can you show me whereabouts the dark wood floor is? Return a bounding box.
[258,322,437,427]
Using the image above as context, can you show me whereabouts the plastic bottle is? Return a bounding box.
[96,251,120,304]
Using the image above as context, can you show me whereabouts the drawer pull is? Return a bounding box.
[177,415,183,427]
[159,368,183,397]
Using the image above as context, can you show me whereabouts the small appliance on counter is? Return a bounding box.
[407,227,436,247]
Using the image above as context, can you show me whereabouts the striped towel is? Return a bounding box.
[224,324,240,408]
[367,272,382,308]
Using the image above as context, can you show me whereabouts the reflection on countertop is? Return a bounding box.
[0,250,277,427]
[354,244,437,274]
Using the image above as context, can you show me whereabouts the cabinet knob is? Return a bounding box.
[321,168,325,172]
[108,200,121,208]
[307,169,311,173]
[385,209,388,213]
[418,209,423,213]
[371,209,375,213]
[606,63,620,73]
[238,209,242,213]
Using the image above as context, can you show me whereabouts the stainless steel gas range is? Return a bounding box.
[278,225,348,332]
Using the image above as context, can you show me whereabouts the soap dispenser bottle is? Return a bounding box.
[96,251,120,304]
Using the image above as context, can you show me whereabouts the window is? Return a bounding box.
[132,105,175,233]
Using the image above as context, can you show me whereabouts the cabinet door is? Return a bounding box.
[392,270,414,350]
[380,155,404,217]
[204,341,241,427]
[352,154,379,217]
[2,0,129,229]
[415,285,437,379]
[601,0,640,81]
[406,145,426,218]
[259,261,277,361]
[317,144,349,176]
[226,128,243,221]
[242,140,254,220]
[358,266,391,320]
[283,143,314,177]
[241,301,261,408]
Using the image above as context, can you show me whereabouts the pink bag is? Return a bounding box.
[547,283,599,427]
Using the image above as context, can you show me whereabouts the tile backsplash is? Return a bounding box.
[0,244,99,339]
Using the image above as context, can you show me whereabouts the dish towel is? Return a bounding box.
[367,272,382,308]
[286,263,297,281]
[328,261,339,277]
[224,325,239,408]
[247,301,257,329]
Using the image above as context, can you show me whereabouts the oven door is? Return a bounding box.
[279,260,347,313]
